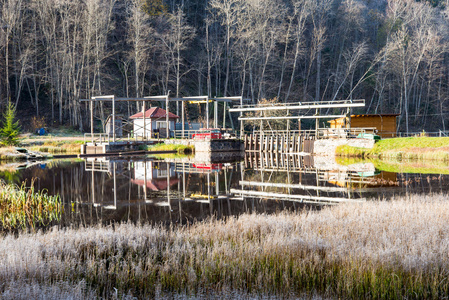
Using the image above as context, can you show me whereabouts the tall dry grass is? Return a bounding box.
[0,180,61,230]
[0,194,449,298]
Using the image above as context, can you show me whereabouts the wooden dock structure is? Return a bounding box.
[244,132,315,154]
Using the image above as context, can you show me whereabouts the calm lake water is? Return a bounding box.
[1,153,449,228]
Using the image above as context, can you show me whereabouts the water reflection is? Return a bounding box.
[1,153,449,228]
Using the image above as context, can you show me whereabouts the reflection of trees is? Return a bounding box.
[0,169,21,184]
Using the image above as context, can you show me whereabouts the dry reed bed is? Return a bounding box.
[1,194,449,299]
[0,181,61,230]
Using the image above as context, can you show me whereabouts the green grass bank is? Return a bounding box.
[336,137,449,160]
[1,194,449,298]
[146,143,194,155]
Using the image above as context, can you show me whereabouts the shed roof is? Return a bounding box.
[129,107,179,119]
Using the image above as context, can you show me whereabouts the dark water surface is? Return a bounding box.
[2,154,449,228]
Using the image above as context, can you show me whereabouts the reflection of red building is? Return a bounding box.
[132,161,178,191]
[131,178,179,191]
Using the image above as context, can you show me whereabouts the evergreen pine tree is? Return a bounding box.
[0,103,21,146]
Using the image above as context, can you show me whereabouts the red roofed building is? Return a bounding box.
[129,107,179,138]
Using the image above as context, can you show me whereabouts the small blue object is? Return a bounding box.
[38,128,46,135]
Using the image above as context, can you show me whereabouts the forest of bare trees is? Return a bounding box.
[0,0,449,132]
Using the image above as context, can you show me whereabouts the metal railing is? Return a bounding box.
[83,133,160,144]
[396,130,449,138]
[173,130,202,139]
[316,127,377,139]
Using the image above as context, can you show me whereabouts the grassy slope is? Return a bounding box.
[1,194,449,298]
[337,137,449,160]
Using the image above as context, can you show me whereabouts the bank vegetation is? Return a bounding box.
[1,194,448,298]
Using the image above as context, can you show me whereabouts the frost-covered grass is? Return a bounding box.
[1,194,449,298]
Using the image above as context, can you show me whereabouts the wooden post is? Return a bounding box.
[166,95,169,138]
[222,102,226,129]
[264,134,267,152]
[144,161,147,201]
[90,100,94,143]
[240,97,243,137]
[112,96,116,142]
[287,109,290,152]
[182,100,185,139]
[113,162,117,208]
[143,100,146,140]
[281,135,284,153]
[347,107,351,138]
[206,98,209,128]
[214,100,218,128]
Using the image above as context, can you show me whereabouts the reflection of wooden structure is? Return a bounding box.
[328,114,399,138]
[327,171,398,188]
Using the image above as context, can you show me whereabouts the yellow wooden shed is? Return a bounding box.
[328,114,399,138]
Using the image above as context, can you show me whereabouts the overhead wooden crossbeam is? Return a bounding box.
[81,94,246,139]
[213,96,251,102]
[238,115,346,121]
[188,100,213,104]
[229,99,365,113]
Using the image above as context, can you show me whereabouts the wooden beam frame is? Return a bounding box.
[238,115,346,121]
[81,94,246,139]
[229,99,365,113]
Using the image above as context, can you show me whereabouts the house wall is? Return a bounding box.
[133,119,177,137]
[133,119,152,137]
[351,116,397,138]
[152,120,175,130]
[330,116,397,138]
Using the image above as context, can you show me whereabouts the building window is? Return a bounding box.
[156,121,168,129]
